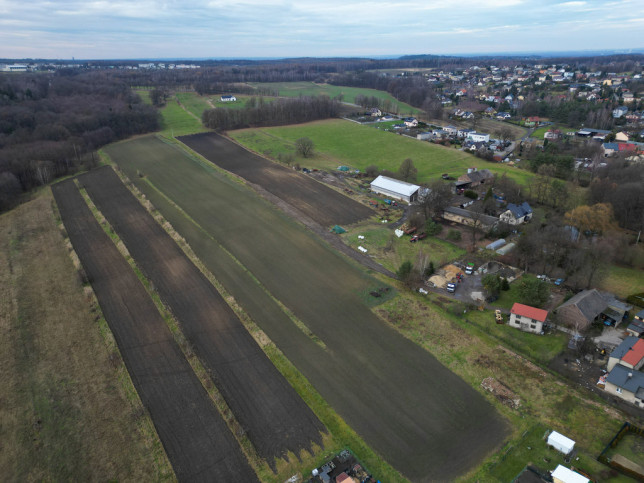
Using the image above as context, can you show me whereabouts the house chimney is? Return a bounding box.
[628,372,633,378]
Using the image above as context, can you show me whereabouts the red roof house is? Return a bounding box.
[509,303,548,334]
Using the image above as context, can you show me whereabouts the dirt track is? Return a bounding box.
[80,167,326,464]
[52,180,258,483]
[178,132,374,227]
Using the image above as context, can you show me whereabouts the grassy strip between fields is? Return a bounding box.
[105,163,408,482]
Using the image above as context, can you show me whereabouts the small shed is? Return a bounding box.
[547,431,575,455]
[331,225,346,234]
[486,239,506,250]
[551,465,589,483]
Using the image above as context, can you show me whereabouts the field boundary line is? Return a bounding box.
[75,182,269,477]
[51,183,174,480]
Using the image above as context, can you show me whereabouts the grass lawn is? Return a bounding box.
[531,124,576,139]
[247,81,422,115]
[230,119,535,186]
[340,222,465,273]
[598,265,644,298]
[175,92,212,119]
[605,432,644,467]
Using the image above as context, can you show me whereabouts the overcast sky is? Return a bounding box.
[1,0,643,59]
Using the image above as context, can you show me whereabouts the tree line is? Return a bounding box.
[202,95,340,131]
[0,71,159,211]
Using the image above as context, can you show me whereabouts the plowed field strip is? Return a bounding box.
[106,135,508,482]
[80,167,325,463]
[52,179,258,483]
[178,132,373,227]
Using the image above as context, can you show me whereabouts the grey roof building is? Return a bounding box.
[604,365,644,407]
[555,289,608,332]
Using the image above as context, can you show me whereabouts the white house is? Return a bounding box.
[499,202,533,225]
[370,175,420,203]
[403,117,418,127]
[509,303,548,334]
[613,106,628,118]
[220,95,237,102]
[443,125,458,136]
[466,132,490,143]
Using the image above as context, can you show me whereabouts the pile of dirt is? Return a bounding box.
[481,377,521,409]
[444,264,464,280]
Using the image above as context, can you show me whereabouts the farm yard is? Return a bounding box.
[104,135,509,482]
[79,167,327,465]
[229,119,535,186]
[178,132,374,227]
[52,179,258,482]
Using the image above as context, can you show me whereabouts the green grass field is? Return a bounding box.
[247,82,422,115]
[341,223,466,273]
[531,124,576,139]
[159,96,208,137]
[599,265,644,298]
[230,119,535,186]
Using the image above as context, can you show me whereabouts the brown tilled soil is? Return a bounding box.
[178,132,374,227]
[80,167,326,465]
[52,180,258,483]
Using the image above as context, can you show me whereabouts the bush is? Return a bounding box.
[397,261,414,286]
[447,229,462,241]
[626,292,644,307]
[424,261,435,277]
[502,278,510,291]
[464,190,478,200]
[425,220,443,236]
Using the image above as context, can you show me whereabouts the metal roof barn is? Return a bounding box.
[370,175,420,203]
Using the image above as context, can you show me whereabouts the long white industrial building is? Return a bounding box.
[370,175,420,203]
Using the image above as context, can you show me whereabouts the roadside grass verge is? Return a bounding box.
[229,119,535,186]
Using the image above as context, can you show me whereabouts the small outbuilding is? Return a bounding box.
[547,431,575,455]
[509,303,548,334]
[551,465,589,483]
[370,175,420,203]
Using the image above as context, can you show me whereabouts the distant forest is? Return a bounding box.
[0,71,159,210]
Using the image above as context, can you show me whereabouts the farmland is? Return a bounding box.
[105,135,509,482]
[247,81,422,115]
[178,132,374,227]
[0,192,172,481]
[230,119,535,186]
[52,179,259,482]
[80,166,326,464]
[160,96,209,137]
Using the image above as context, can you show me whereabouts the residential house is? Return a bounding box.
[499,202,533,225]
[554,289,608,332]
[604,365,644,407]
[509,303,548,334]
[613,106,628,118]
[622,92,635,104]
[615,131,629,142]
[635,308,644,323]
[220,95,237,102]
[466,132,490,143]
[403,117,418,127]
[461,111,475,119]
[607,336,644,371]
[544,129,562,140]
[602,142,619,156]
[457,168,493,187]
[367,108,382,117]
[443,125,458,136]
[626,318,644,338]
[496,112,512,120]
[457,128,474,138]
[370,175,420,203]
[523,116,540,127]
